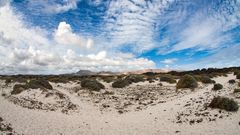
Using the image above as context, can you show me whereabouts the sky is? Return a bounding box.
[0,0,239,74]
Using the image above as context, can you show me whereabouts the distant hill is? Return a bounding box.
[123,69,170,75]
[74,70,96,76]
[72,69,170,76]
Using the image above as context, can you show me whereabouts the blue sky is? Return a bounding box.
[0,0,240,74]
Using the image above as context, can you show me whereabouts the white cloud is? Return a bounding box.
[161,58,178,64]
[54,21,93,49]
[0,3,156,74]
[169,18,231,53]
[28,0,80,14]
[104,0,175,53]
[157,0,240,54]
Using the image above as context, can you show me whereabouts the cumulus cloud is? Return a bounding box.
[0,3,156,74]
[161,58,178,64]
[54,21,93,49]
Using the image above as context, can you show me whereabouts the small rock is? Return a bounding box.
[118,110,124,114]
[189,120,195,125]
[196,118,203,123]
[175,131,180,133]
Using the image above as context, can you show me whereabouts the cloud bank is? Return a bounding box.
[0,3,155,74]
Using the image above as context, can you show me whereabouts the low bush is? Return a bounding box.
[11,84,26,95]
[199,75,214,84]
[146,77,156,83]
[48,77,69,83]
[112,75,145,88]
[101,76,114,83]
[112,79,130,88]
[212,83,223,91]
[12,77,27,83]
[27,79,53,90]
[228,79,236,84]
[209,96,239,112]
[160,75,176,84]
[193,75,202,81]
[234,70,240,75]
[11,79,53,95]
[176,74,198,89]
[238,82,240,87]
[125,74,145,83]
[81,79,105,91]
[237,73,240,79]
[234,89,240,93]
[5,78,11,85]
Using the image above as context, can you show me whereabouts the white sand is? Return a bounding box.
[0,74,240,135]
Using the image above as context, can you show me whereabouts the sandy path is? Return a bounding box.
[0,74,240,135]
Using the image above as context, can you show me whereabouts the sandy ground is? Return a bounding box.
[0,74,240,135]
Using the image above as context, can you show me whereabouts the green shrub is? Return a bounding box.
[81,79,105,91]
[48,77,69,83]
[200,76,214,84]
[101,76,114,83]
[11,84,27,95]
[238,82,240,87]
[234,89,240,93]
[27,79,53,90]
[111,75,145,88]
[237,73,240,79]
[125,74,145,83]
[228,79,236,84]
[176,74,198,89]
[160,75,176,84]
[209,96,239,112]
[112,79,130,88]
[13,77,27,83]
[193,75,202,81]
[5,78,12,85]
[234,70,240,75]
[212,83,223,91]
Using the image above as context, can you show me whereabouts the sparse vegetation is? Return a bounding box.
[125,74,145,83]
[4,78,11,85]
[11,84,27,95]
[11,79,53,95]
[234,89,240,93]
[81,79,105,91]
[234,70,240,75]
[112,79,130,88]
[176,74,198,89]
[111,74,145,88]
[101,76,115,83]
[27,79,53,90]
[228,79,236,84]
[236,73,240,79]
[199,75,214,84]
[209,96,239,112]
[48,77,69,83]
[212,83,223,91]
[160,75,176,84]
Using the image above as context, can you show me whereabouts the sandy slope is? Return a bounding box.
[0,74,240,135]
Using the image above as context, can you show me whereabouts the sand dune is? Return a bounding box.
[0,74,240,135]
